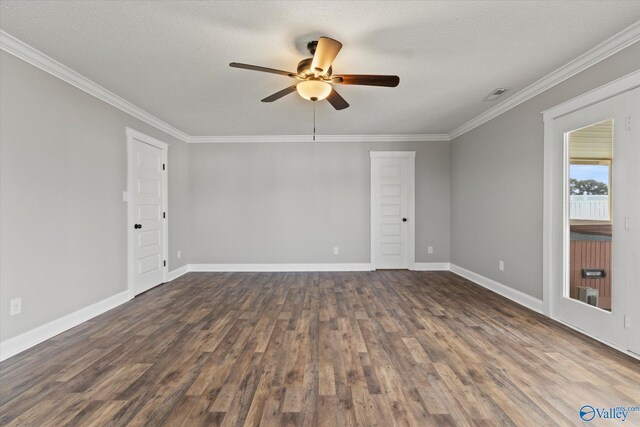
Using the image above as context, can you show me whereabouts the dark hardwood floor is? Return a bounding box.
[1,271,638,426]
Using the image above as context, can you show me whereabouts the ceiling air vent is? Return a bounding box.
[484,88,510,101]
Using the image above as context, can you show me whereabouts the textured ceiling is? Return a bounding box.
[1,1,640,136]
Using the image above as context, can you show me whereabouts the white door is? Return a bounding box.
[127,129,167,296]
[550,90,634,347]
[626,88,640,355]
[371,152,415,269]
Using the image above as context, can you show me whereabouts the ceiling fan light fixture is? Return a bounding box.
[230,36,399,110]
[296,80,332,101]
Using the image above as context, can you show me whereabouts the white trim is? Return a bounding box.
[188,263,373,272]
[167,264,189,281]
[450,264,544,314]
[126,127,169,151]
[552,318,640,362]
[542,69,640,120]
[188,134,449,143]
[369,151,417,159]
[370,166,376,269]
[450,21,640,140]
[370,151,416,270]
[407,155,416,270]
[412,262,451,271]
[0,29,448,145]
[542,111,555,317]
[4,23,638,145]
[4,265,637,363]
[0,291,131,361]
[451,261,639,360]
[0,30,189,143]
[126,128,169,297]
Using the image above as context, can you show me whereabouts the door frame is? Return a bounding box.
[542,70,640,347]
[125,127,169,298]
[370,151,416,270]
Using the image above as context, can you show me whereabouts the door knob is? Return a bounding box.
[402,218,407,222]
[134,224,142,229]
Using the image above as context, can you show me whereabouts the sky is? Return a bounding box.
[570,164,609,185]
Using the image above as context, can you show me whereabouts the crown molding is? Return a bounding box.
[0,30,190,143]
[3,20,638,145]
[187,134,450,143]
[449,20,640,140]
[0,30,448,145]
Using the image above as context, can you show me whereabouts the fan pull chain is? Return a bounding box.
[313,101,316,141]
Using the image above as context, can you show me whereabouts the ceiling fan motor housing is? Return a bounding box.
[297,57,332,78]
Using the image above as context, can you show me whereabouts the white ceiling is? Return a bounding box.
[1,1,639,137]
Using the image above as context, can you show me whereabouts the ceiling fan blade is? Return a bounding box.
[311,37,342,76]
[229,62,297,78]
[326,88,349,110]
[261,85,298,102]
[331,74,399,87]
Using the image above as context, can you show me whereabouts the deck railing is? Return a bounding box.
[570,195,609,221]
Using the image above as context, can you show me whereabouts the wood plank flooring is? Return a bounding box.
[1,271,639,426]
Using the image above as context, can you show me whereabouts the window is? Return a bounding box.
[569,159,611,222]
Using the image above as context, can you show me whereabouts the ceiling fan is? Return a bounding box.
[229,37,399,110]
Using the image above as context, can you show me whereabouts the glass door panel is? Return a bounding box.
[566,119,613,312]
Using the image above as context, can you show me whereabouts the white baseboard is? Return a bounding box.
[412,262,451,271]
[449,264,544,314]
[551,317,640,362]
[188,263,373,272]
[167,264,189,281]
[8,263,633,363]
[0,290,131,361]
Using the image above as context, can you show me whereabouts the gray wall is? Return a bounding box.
[4,35,636,344]
[188,141,450,264]
[0,52,189,341]
[450,42,640,299]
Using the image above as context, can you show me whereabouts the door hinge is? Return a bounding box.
[626,116,631,131]
[624,315,631,330]
[163,212,166,219]
[163,163,166,170]
[163,260,167,267]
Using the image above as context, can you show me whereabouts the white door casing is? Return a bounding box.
[126,128,168,297]
[553,93,627,346]
[370,151,415,269]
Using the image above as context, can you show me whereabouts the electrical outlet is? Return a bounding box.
[625,315,631,330]
[333,247,339,255]
[499,260,505,271]
[427,246,433,254]
[177,250,181,259]
[10,298,22,316]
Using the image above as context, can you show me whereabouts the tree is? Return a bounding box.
[570,178,608,195]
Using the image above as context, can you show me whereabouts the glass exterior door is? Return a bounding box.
[551,91,630,346]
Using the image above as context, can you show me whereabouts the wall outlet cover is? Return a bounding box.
[10,298,22,316]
